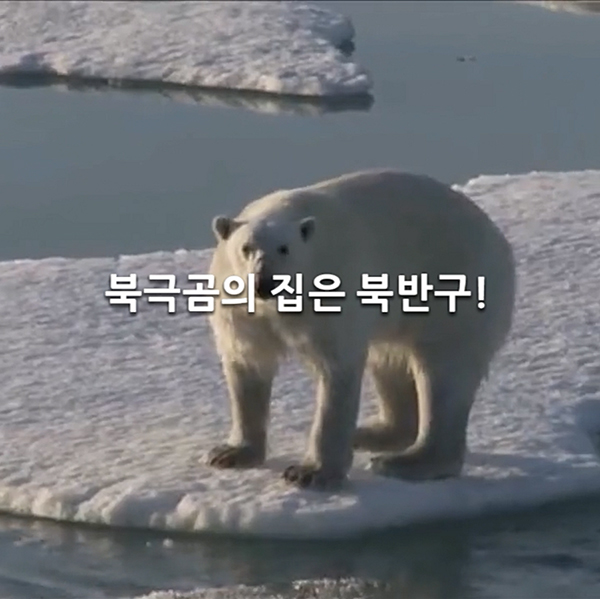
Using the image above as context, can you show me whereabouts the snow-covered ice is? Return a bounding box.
[523,1,600,16]
[0,1,372,102]
[0,170,600,541]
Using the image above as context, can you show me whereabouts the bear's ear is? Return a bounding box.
[299,216,316,242]
[212,215,240,242]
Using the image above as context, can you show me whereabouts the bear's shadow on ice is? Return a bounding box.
[257,438,600,493]
[261,451,574,487]
[465,451,572,477]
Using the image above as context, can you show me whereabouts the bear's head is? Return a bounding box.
[211,213,316,301]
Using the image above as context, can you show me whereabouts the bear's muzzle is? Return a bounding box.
[255,272,276,300]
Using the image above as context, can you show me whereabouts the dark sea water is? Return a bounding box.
[1,1,600,597]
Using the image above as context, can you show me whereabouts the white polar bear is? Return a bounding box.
[206,169,516,490]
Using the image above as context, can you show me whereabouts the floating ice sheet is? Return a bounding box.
[522,1,600,16]
[0,1,372,103]
[0,170,599,541]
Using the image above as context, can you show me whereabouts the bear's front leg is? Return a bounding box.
[283,360,364,491]
[207,359,274,470]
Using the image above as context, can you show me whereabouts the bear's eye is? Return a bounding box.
[277,245,289,256]
[241,243,252,258]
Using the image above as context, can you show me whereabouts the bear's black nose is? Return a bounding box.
[255,274,276,300]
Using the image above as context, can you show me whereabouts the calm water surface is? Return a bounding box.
[1,1,600,260]
[1,1,600,597]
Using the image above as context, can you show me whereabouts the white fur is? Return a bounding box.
[207,169,516,488]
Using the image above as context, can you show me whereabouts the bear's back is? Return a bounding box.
[307,169,510,275]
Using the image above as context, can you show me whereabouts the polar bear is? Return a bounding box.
[206,169,516,490]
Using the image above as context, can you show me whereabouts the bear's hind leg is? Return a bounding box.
[207,358,276,470]
[370,364,481,481]
[354,354,418,453]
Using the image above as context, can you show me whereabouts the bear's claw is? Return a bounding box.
[206,444,264,469]
[282,464,345,491]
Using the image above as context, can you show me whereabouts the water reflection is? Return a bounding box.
[0,72,374,117]
[0,515,469,598]
[2,499,600,598]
